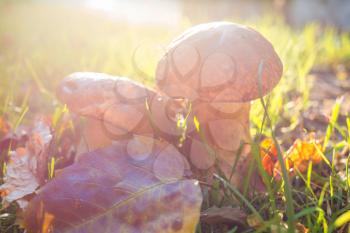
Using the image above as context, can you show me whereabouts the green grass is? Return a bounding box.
[1,1,350,233]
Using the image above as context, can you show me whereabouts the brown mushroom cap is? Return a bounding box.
[56,72,153,118]
[155,22,283,102]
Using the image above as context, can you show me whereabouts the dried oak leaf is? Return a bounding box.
[27,119,53,183]
[201,206,247,227]
[0,116,10,137]
[0,118,28,160]
[248,212,308,233]
[260,138,278,176]
[270,222,309,233]
[24,140,202,233]
[274,137,323,179]
[0,147,39,206]
[0,119,52,208]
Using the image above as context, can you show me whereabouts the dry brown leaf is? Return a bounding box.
[24,139,202,233]
[0,118,52,208]
[246,214,262,228]
[201,206,247,227]
[0,147,39,207]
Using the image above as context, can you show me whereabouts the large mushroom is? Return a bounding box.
[155,22,283,186]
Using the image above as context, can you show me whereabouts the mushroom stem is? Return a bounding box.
[186,101,252,187]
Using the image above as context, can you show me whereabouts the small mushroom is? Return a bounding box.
[56,72,193,153]
[156,22,283,186]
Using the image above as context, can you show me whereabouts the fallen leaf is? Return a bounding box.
[0,147,39,206]
[0,116,10,137]
[24,139,202,233]
[0,125,28,163]
[260,138,278,159]
[0,118,52,207]
[260,138,278,176]
[295,222,309,233]
[27,117,53,183]
[287,139,323,165]
[262,155,275,176]
[201,206,247,226]
[274,136,323,179]
[41,212,55,233]
[270,221,308,233]
[246,214,262,228]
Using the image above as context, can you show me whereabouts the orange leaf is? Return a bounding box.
[286,139,323,172]
[0,117,10,137]
[260,138,278,176]
[296,222,309,233]
[273,136,323,179]
[260,138,278,160]
[262,155,274,176]
[41,212,55,233]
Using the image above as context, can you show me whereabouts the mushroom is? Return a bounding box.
[56,72,194,159]
[56,22,283,189]
[155,22,283,186]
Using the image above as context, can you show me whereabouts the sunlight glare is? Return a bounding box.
[86,0,181,26]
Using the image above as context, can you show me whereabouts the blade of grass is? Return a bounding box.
[193,115,200,132]
[242,157,255,197]
[313,141,332,168]
[307,161,313,191]
[1,87,13,116]
[213,173,263,222]
[254,214,281,233]
[346,154,350,190]
[295,167,317,199]
[330,149,337,200]
[292,206,325,221]
[2,162,7,177]
[312,182,329,233]
[347,116,350,146]
[332,121,347,139]
[227,226,238,233]
[52,105,68,128]
[25,59,54,99]
[13,106,28,131]
[333,211,350,230]
[48,157,55,179]
[251,141,277,212]
[257,60,295,233]
[228,142,245,182]
[323,96,343,151]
